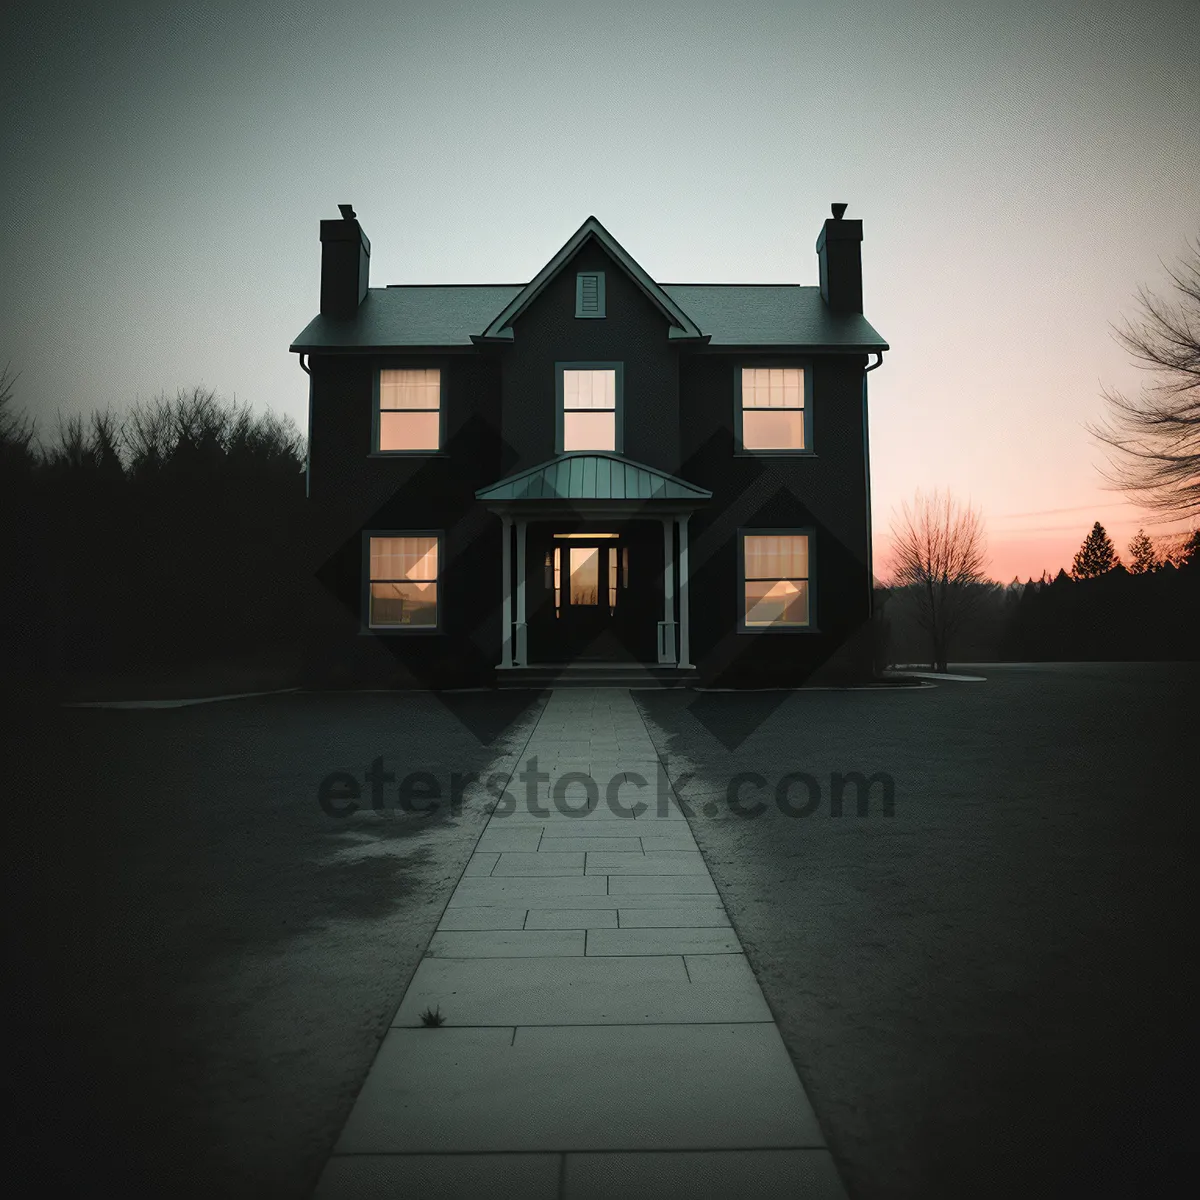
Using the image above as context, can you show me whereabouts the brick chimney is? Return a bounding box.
[319,204,370,319]
[816,202,863,314]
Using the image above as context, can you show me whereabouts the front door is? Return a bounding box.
[528,525,660,663]
[556,536,619,660]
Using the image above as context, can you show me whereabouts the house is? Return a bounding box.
[289,204,888,687]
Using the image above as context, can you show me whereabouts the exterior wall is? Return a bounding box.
[306,349,505,686]
[678,350,872,683]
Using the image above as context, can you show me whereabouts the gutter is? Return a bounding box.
[863,351,885,622]
[298,353,312,499]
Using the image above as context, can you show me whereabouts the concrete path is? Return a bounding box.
[313,688,848,1199]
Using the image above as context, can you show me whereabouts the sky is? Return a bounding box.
[2,0,1197,582]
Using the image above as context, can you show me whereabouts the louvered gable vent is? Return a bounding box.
[575,271,605,318]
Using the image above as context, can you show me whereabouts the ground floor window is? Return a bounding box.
[740,531,811,628]
[366,534,440,628]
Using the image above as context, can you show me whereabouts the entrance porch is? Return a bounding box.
[474,453,711,675]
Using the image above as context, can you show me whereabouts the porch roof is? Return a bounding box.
[475,452,711,505]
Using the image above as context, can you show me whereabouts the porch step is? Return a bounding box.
[496,663,697,689]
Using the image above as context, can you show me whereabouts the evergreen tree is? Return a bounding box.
[1071,522,1120,579]
[1127,528,1158,574]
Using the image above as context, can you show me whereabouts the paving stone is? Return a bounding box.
[608,875,717,895]
[539,824,645,839]
[436,906,528,931]
[314,1153,561,1199]
[585,851,708,875]
[463,853,498,876]
[587,927,742,956]
[636,836,699,853]
[618,905,731,928]
[427,930,584,958]
[536,836,645,852]
[447,876,609,905]
[523,907,619,929]
[474,827,543,852]
[334,1024,824,1153]
[492,851,586,876]
[561,1149,849,1199]
[390,954,772,1026]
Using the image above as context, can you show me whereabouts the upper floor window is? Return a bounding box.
[740,532,811,628]
[736,366,810,452]
[376,368,440,452]
[557,364,622,453]
[575,272,605,318]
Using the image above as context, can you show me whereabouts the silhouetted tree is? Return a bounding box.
[1071,521,1120,579]
[887,489,988,672]
[1160,528,1200,567]
[1127,528,1158,574]
[41,410,126,479]
[0,360,37,475]
[1088,238,1200,521]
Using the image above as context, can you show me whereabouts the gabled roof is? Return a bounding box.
[661,285,887,350]
[476,216,705,342]
[289,284,888,351]
[475,452,712,504]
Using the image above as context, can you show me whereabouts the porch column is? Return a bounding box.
[500,515,512,668]
[514,518,528,666]
[678,514,692,668]
[658,515,677,664]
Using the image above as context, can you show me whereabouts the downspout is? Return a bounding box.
[863,351,884,620]
[298,353,312,499]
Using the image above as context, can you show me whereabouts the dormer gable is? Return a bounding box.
[474,216,706,344]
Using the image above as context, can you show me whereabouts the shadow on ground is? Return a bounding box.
[5,688,544,1198]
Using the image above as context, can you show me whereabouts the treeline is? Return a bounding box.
[879,550,1199,667]
[0,382,326,681]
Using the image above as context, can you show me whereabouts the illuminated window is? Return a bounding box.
[741,533,811,628]
[558,364,621,453]
[737,367,809,452]
[367,535,439,628]
[569,546,600,605]
[377,368,440,452]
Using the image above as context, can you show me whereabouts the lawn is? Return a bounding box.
[634,662,1196,1199]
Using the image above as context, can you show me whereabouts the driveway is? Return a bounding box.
[6,689,545,1197]
[634,663,1196,1199]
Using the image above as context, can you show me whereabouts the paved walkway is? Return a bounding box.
[313,689,848,1199]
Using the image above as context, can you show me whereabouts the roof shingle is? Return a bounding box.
[290,283,887,351]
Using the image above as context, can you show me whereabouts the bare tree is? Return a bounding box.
[887,489,989,672]
[0,360,37,471]
[1088,238,1200,521]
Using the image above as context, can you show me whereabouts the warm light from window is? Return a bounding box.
[369,535,439,626]
[743,534,809,626]
[563,369,616,451]
[379,368,440,451]
[569,546,600,605]
[741,367,804,450]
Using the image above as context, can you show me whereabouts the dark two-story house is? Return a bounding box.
[290,205,888,688]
